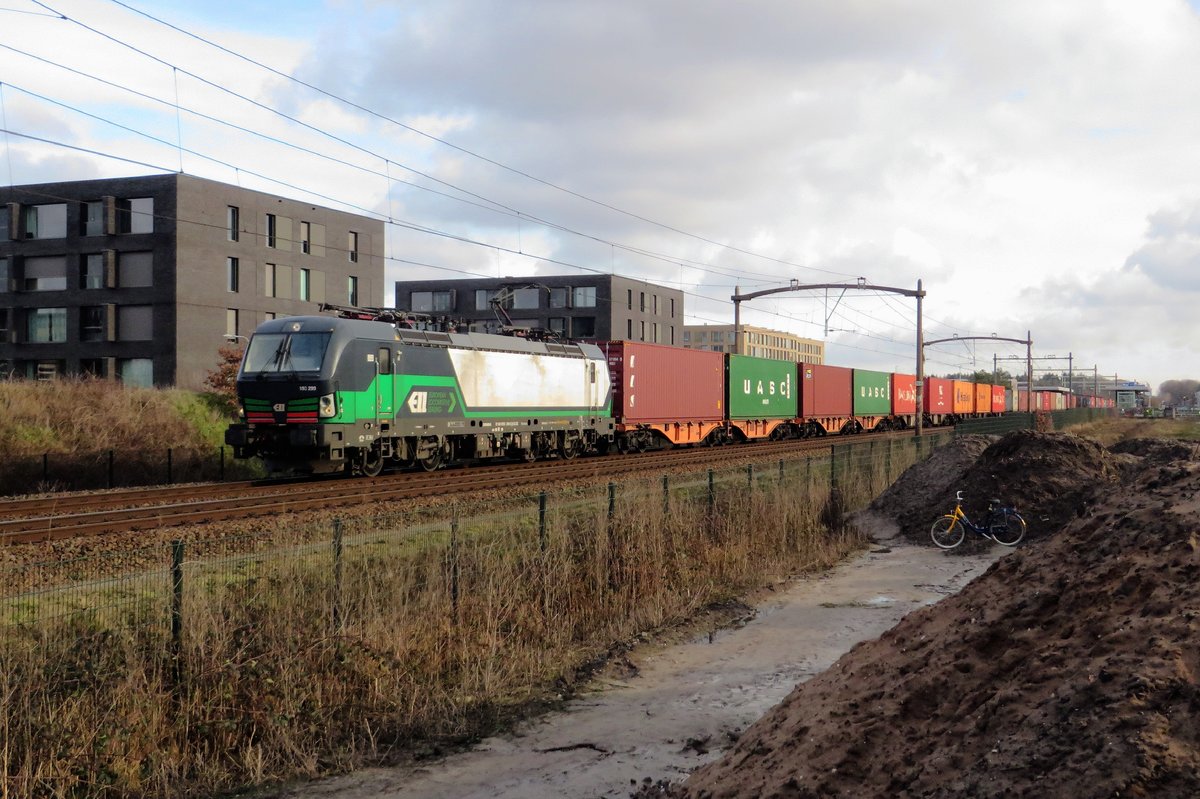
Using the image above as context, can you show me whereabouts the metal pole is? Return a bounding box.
[732,285,741,356]
[915,279,924,438]
[1068,353,1073,402]
[1026,330,1033,414]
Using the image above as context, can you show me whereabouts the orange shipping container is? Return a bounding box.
[973,383,990,414]
[952,380,974,414]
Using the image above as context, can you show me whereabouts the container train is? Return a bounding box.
[224,309,1113,475]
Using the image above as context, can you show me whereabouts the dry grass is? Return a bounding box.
[0,438,934,798]
[0,379,248,495]
[1066,417,1200,446]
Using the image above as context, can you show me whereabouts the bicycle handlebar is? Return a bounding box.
[955,490,963,501]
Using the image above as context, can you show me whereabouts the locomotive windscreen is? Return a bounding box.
[241,332,332,375]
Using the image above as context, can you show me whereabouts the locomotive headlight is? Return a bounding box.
[318,393,337,418]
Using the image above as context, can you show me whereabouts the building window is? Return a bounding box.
[411,290,452,312]
[300,221,311,254]
[299,268,310,301]
[118,358,153,387]
[640,320,646,341]
[626,319,633,339]
[511,287,539,309]
[80,306,106,342]
[118,305,153,341]
[265,213,277,248]
[640,291,645,312]
[116,198,153,234]
[653,322,660,343]
[653,295,659,314]
[627,289,633,310]
[671,298,675,318]
[118,252,153,288]
[670,325,675,345]
[347,275,359,306]
[550,287,569,308]
[572,317,595,337]
[27,307,67,343]
[0,308,9,342]
[227,206,239,241]
[23,256,68,291]
[80,359,106,378]
[227,257,239,292]
[0,257,8,292]
[348,231,359,263]
[226,308,239,337]
[264,312,276,322]
[83,202,104,236]
[548,317,566,335]
[573,286,596,308]
[475,289,498,310]
[264,263,276,298]
[21,204,67,239]
[81,254,104,289]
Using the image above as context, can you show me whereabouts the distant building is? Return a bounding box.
[0,174,384,389]
[393,274,684,343]
[681,323,824,363]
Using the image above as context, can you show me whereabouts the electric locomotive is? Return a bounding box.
[225,311,614,475]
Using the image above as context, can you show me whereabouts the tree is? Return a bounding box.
[204,343,245,417]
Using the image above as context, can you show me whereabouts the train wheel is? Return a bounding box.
[359,446,384,478]
[421,450,443,471]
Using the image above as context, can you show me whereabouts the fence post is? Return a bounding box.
[171,540,185,684]
[538,491,547,554]
[662,475,670,517]
[167,448,173,485]
[219,446,226,482]
[708,469,715,512]
[830,444,837,490]
[332,518,344,633]
[778,458,785,484]
[450,510,460,625]
[608,482,616,521]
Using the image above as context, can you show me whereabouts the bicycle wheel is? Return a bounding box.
[991,511,1026,546]
[930,516,964,549]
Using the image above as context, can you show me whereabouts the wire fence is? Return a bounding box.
[1,430,965,797]
[0,446,263,496]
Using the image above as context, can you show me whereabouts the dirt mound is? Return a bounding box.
[1109,437,1200,464]
[873,431,1122,545]
[653,458,1200,798]
[868,435,994,539]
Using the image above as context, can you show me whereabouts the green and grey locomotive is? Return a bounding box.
[225,314,614,475]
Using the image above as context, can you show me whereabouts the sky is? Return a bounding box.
[2,0,1198,393]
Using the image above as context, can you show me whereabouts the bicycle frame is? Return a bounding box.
[946,501,990,536]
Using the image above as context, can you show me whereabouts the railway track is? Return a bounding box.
[0,431,934,545]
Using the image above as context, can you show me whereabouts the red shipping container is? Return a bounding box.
[593,341,724,423]
[1038,391,1052,411]
[891,373,917,414]
[924,377,952,414]
[991,384,1006,413]
[800,364,852,416]
[973,383,990,414]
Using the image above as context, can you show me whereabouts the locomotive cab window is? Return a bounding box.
[241,331,331,375]
[377,347,392,374]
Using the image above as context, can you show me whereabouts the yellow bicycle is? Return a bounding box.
[930,491,1026,549]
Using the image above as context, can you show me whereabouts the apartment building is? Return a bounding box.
[393,273,684,344]
[0,173,384,389]
[681,323,825,363]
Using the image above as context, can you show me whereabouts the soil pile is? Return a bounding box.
[872,430,1123,544]
[646,438,1200,798]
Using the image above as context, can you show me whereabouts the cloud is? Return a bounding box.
[1123,202,1200,291]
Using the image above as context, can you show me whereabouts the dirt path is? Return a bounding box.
[276,516,1005,799]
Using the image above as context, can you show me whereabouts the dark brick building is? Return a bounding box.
[393,273,684,344]
[1,174,384,389]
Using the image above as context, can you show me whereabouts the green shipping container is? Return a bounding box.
[728,355,798,419]
[853,369,892,416]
